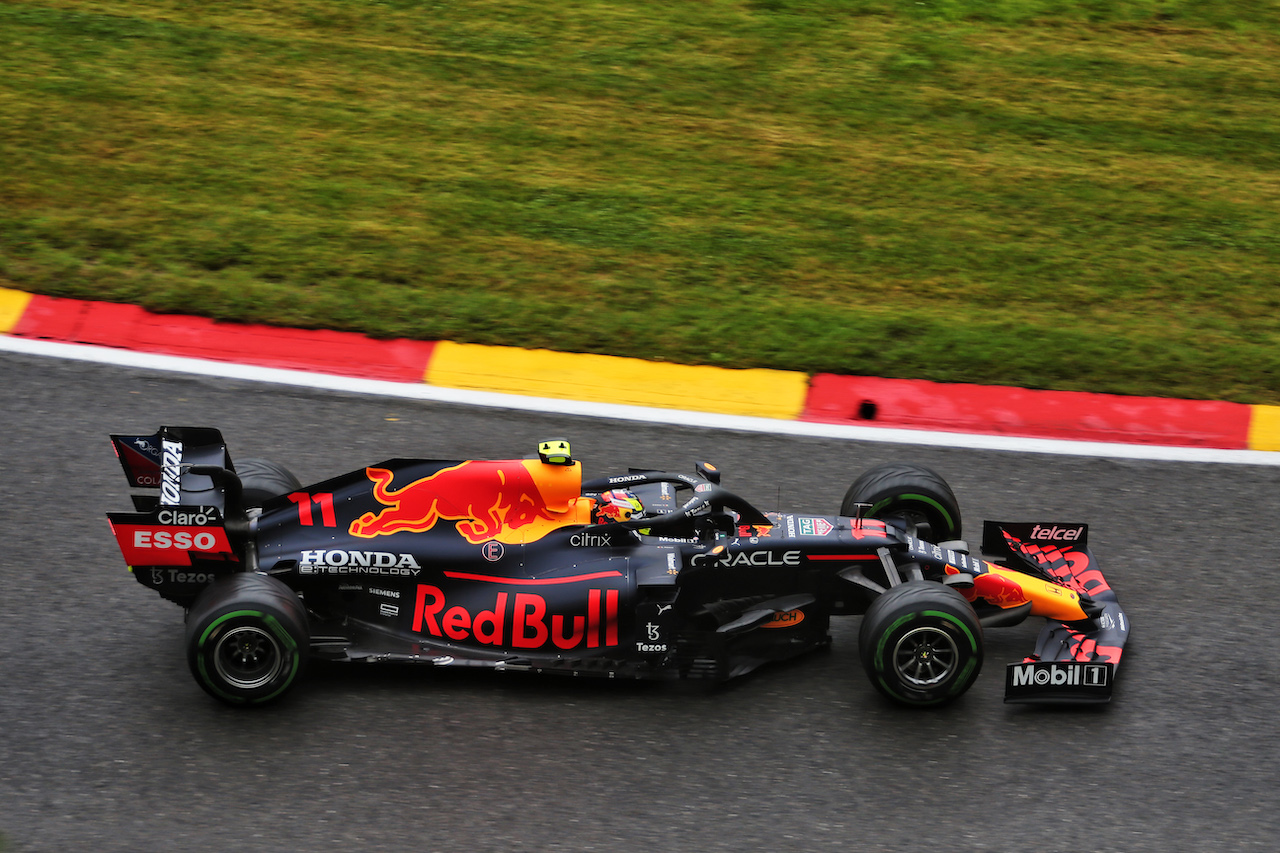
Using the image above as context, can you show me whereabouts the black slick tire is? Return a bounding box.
[858,580,983,706]
[185,573,309,706]
[235,458,302,508]
[841,462,962,541]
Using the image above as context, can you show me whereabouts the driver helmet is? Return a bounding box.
[592,489,643,524]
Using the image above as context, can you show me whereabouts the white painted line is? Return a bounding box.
[5,334,1277,465]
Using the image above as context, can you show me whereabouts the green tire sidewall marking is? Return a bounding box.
[870,493,955,532]
[872,607,978,704]
[877,674,941,706]
[197,609,300,703]
[949,657,979,696]
[921,609,978,652]
[874,612,919,665]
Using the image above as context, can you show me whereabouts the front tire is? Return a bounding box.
[859,581,982,706]
[186,573,309,706]
[841,462,962,541]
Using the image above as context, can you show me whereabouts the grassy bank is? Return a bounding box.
[2,0,1279,401]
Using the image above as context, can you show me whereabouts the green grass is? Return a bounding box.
[3,0,1280,402]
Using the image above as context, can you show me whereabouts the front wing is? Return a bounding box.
[983,522,1130,704]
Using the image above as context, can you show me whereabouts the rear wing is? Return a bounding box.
[110,426,234,511]
[983,521,1130,705]
[107,427,247,606]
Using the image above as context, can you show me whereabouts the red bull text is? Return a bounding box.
[412,585,620,651]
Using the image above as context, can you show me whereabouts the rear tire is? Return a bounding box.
[858,581,982,706]
[236,458,302,508]
[186,573,309,706]
[841,462,962,541]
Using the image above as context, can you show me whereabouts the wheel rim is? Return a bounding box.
[892,625,959,688]
[213,625,284,690]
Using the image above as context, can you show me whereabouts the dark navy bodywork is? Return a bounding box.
[107,426,1130,703]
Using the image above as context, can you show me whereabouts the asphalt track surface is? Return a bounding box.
[2,351,1278,852]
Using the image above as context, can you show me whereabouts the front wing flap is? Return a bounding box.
[983,521,1130,704]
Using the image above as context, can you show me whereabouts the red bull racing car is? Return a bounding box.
[106,427,1129,708]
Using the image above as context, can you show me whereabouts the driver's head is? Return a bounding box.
[592,489,643,524]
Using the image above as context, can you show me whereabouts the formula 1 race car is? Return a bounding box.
[106,427,1129,707]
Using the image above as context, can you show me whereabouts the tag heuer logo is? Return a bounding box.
[798,518,834,536]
